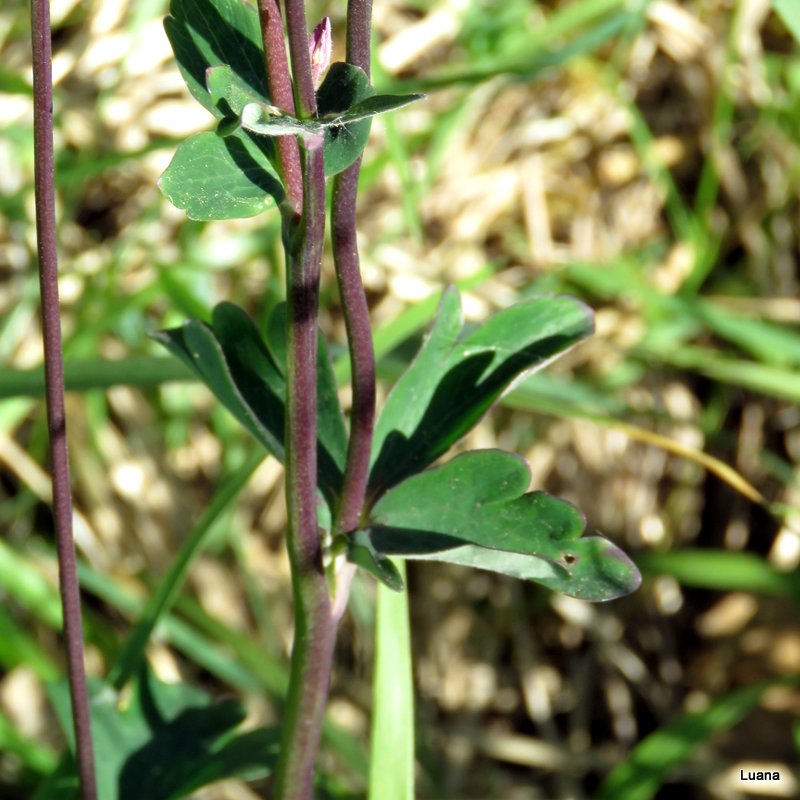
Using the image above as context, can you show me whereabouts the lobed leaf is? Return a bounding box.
[240,102,325,148]
[158,130,283,220]
[331,92,425,126]
[164,0,267,116]
[202,64,420,174]
[152,303,347,504]
[206,64,267,119]
[316,62,374,177]
[360,449,640,601]
[345,531,405,592]
[369,288,594,495]
[44,666,278,800]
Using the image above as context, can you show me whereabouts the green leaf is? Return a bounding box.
[152,310,286,459]
[366,450,640,601]
[368,560,415,800]
[369,288,594,494]
[164,0,267,116]
[240,102,325,148]
[44,667,278,800]
[227,64,420,176]
[152,303,346,504]
[345,531,405,591]
[596,679,795,800]
[316,62,374,177]
[206,64,266,118]
[332,92,424,125]
[158,130,283,220]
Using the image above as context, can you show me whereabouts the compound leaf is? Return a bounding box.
[333,92,424,125]
[164,0,267,116]
[152,303,346,504]
[44,666,278,800]
[345,531,405,592]
[206,64,267,119]
[316,62,374,177]
[158,130,283,220]
[369,289,594,495]
[363,450,640,601]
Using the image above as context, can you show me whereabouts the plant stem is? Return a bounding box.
[30,2,97,799]
[283,0,318,117]
[257,0,303,209]
[272,3,331,794]
[345,0,373,77]
[275,142,332,800]
[331,162,375,536]
[331,0,375,621]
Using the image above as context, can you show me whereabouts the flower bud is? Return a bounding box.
[309,17,332,89]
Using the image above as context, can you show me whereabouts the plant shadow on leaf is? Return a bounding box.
[361,450,641,601]
[153,303,347,507]
[223,132,283,200]
[316,62,374,177]
[41,666,279,800]
[369,333,585,496]
[165,0,268,115]
[118,678,245,799]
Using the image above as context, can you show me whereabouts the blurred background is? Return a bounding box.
[1,0,799,797]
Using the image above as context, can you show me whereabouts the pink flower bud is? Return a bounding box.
[309,17,332,89]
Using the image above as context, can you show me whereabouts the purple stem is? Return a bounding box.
[257,0,303,210]
[331,0,375,575]
[345,0,373,79]
[30,2,97,798]
[331,161,375,537]
[283,0,318,116]
[274,144,333,800]
[271,3,333,797]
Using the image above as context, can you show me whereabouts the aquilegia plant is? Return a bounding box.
[31,0,640,798]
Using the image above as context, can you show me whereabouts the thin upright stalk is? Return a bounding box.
[30,2,97,798]
[331,161,374,537]
[345,0,373,76]
[331,0,375,621]
[257,0,303,210]
[272,3,332,797]
[275,142,332,800]
[283,0,318,117]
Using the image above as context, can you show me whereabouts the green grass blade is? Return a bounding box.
[637,550,800,600]
[0,356,193,398]
[0,610,60,681]
[596,678,797,800]
[107,449,265,689]
[0,710,58,775]
[369,560,415,800]
[0,539,63,627]
[661,346,800,404]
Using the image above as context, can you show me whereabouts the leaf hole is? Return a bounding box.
[562,552,577,566]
